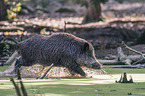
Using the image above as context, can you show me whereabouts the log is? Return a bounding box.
[55,8,76,13]
[98,47,140,65]
[117,47,132,65]
[0,26,24,32]
[122,42,145,65]
[122,42,144,55]
[98,46,145,65]
[117,47,143,65]
[36,8,50,13]
[111,64,145,68]
[98,59,124,65]
[21,4,35,13]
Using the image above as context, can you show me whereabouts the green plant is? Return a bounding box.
[7,2,21,20]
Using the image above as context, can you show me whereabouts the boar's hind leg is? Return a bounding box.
[65,62,86,77]
[14,57,32,73]
[14,57,23,73]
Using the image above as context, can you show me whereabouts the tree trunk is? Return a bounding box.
[82,0,102,24]
[0,0,7,21]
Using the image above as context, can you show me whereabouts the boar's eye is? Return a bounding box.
[84,42,89,52]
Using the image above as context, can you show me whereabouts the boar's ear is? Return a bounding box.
[84,42,89,52]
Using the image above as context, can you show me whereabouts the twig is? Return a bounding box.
[20,81,28,96]
[122,41,144,55]
[122,41,145,65]
[10,78,22,96]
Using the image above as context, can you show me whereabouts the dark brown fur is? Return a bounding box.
[15,33,102,77]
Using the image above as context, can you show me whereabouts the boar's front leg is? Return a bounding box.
[68,62,86,77]
[61,58,86,77]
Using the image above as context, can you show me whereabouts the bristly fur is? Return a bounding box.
[15,33,102,77]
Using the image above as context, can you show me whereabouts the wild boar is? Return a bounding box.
[14,33,102,77]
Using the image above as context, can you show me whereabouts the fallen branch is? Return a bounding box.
[20,81,28,96]
[122,42,145,65]
[4,51,19,65]
[0,51,18,76]
[98,59,124,65]
[111,64,145,68]
[99,44,145,65]
[117,47,144,65]
[122,42,144,55]
[10,78,28,96]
